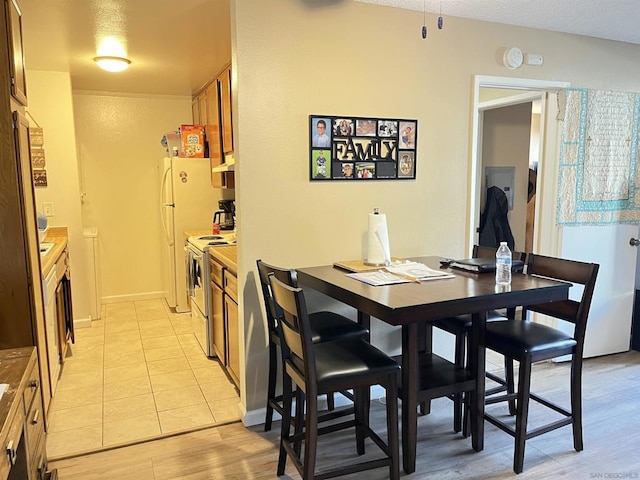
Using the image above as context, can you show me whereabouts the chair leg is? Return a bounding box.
[327,392,335,411]
[355,386,367,455]
[386,375,400,480]
[303,390,318,480]
[277,373,293,476]
[513,359,532,474]
[571,355,584,451]
[419,401,431,415]
[452,330,466,432]
[505,357,517,416]
[265,341,278,431]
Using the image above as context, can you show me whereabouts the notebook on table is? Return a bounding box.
[449,257,524,273]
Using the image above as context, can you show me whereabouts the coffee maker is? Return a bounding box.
[213,200,235,230]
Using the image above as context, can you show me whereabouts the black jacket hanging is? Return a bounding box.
[478,186,515,250]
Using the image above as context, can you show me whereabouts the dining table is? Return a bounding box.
[296,256,571,474]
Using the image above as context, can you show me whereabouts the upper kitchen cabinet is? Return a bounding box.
[205,81,224,187]
[219,67,233,155]
[193,64,234,189]
[4,0,27,106]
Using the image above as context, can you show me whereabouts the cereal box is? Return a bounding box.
[180,125,205,158]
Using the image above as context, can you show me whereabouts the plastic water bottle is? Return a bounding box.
[495,242,512,286]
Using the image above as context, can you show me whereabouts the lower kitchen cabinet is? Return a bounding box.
[208,250,239,388]
[224,297,239,386]
[0,347,56,480]
[210,257,225,364]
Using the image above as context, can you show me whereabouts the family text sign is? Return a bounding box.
[309,115,418,181]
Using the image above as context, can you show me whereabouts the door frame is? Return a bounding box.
[468,75,570,255]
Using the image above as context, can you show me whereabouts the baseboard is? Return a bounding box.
[242,386,387,427]
[101,291,164,304]
[73,317,93,329]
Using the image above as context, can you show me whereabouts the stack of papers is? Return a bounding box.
[346,261,455,286]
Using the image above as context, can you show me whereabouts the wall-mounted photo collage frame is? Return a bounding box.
[309,115,418,181]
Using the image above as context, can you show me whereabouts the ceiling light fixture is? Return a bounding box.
[93,56,131,72]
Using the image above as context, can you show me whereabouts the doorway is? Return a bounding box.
[468,76,570,257]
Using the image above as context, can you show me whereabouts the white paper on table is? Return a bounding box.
[347,262,455,286]
[384,261,455,280]
[0,383,8,402]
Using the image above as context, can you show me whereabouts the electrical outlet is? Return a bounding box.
[43,202,54,217]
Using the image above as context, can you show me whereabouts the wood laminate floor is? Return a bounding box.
[46,300,240,458]
[50,350,640,479]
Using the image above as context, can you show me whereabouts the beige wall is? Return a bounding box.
[232,0,640,420]
[27,70,90,321]
[481,103,532,250]
[72,93,192,301]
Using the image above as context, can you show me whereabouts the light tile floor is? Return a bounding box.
[46,299,240,459]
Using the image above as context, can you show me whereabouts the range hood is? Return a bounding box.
[211,156,235,173]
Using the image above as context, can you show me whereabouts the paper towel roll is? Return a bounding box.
[365,211,391,266]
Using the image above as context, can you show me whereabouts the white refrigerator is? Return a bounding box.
[159,157,216,313]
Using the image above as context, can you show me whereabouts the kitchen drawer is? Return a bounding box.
[25,388,45,460]
[0,406,25,480]
[22,359,40,413]
[209,257,224,288]
[224,270,238,302]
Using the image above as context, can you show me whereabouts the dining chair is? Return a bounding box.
[431,245,526,433]
[256,259,369,432]
[483,253,599,473]
[269,274,400,480]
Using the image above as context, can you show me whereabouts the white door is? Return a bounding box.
[559,225,637,357]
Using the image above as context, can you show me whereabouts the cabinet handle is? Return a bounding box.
[32,409,40,425]
[6,440,17,465]
[30,379,39,389]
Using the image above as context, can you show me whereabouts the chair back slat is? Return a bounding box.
[525,254,599,349]
[269,274,318,393]
[474,244,527,262]
[256,259,300,335]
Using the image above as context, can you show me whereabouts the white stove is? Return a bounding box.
[187,233,236,252]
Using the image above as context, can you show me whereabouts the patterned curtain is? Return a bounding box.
[557,88,640,225]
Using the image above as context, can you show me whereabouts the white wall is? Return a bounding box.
[72,93,192,301]
[232,0,640,417]
[26,70,90,321]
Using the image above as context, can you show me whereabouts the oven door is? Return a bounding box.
[186,244,207,315]
[187,244,212,356]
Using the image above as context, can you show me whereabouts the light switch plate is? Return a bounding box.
[43,202,54,217]
[525,53,544,66]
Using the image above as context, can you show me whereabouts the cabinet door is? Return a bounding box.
[225,294,239,387]
[219,68,233,155]
[211,279,225,364]
[12,112,52,415]
[191,98,200,125]
[5,0,27,105]
[197,92,207,127]
[206,82,224,187]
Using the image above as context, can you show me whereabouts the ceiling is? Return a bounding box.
[18,0,639,97]
[356,0,640,45]
[20,0,231,96]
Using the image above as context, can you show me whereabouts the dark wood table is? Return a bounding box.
[296,256,570,474]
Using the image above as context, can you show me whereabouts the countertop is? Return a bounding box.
[40,226,68,276]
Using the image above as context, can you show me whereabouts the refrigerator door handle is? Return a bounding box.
[160,165,174,246]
